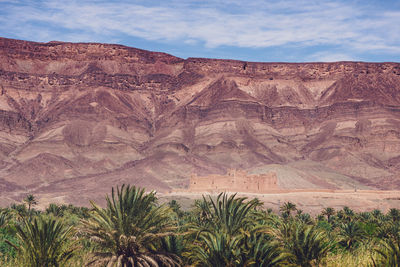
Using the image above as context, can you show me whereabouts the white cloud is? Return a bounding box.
[0,0,399,56]
[307,52,358,62]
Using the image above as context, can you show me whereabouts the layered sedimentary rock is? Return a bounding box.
[0,37,400,204]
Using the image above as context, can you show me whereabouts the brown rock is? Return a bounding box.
[0,37,400,205]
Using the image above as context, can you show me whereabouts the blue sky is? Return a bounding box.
[0,0,399,62]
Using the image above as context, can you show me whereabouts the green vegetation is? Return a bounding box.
[80,185,180,266]
[23,194,38,213]
[7,215,76,267]
[0,186,399,266]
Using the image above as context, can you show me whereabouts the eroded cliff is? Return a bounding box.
[0,37,400,205]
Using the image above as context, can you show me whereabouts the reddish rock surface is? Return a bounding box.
[0,37,400,205]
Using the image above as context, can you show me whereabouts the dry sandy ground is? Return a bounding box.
[2,190,399,215]
[159,190,400,215]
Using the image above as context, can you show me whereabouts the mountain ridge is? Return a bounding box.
[0,36,400,205]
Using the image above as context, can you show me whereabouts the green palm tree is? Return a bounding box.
[280,202,297,217]
[10,203,28,217]
[80,184,181,267]
[372,209,384,220]
[377,221,400,243]
[6,215,76,267]
[266,217,293,246]
[389,208,400,222]
[159,235,186,261]
[321,207,335,223]
[296,213,313,225]
[186,193,263,266]
[338,221,365,250]
[375,238,400,266]
[287,223,333,267]
[46,203,64,217]
[243,232,291,267]
[268,218,334,267]
[342,206,355,222]
[187,231,241,267]
[189,225,290,267]
[359,211,372,222]
[192,198,213,228]
[190,193,261,235]
[168,200,184,218]
[0,211,10,228]
[23,195,37,212]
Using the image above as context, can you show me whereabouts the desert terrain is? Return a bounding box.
[0,37,399,211]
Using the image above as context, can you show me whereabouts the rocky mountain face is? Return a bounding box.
[0,37,400,204]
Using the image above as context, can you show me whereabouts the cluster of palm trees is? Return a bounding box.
[0,185,400,266]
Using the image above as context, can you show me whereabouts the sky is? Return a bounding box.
[0,0,399,62]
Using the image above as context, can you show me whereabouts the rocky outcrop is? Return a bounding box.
[0,37,400,205]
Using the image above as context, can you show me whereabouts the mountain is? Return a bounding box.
[0,37,400,205]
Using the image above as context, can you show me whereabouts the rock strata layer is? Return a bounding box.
[0,37,400,205]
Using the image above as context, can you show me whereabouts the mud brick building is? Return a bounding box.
[189,169,278,193]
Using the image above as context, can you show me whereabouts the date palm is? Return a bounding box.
[389,208,400,222]
[24,194,37,212]
[190,193,262,235]
[338,206,355,222]
[0,211,10,228]
[243,232,291,267]
[46,203,64,217]
[280,202,297,217]
[321,207,335,223]
[288,223,333,267]
[159,235,186,261]
[188,227,288,267]
[6,215,76,267]
[268,220,333,267]
[186,193,262,266]
[266,216,293,246]
[372,209,384,221]
[80,184,181,267]
[296,213,312,225]
[188,225,288,267]
[375,238,400,266]
[338,221,365,250]
[377,221,400,243]
[187,231,241,267]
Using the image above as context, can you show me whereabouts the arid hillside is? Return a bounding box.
[0,37,400,205]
